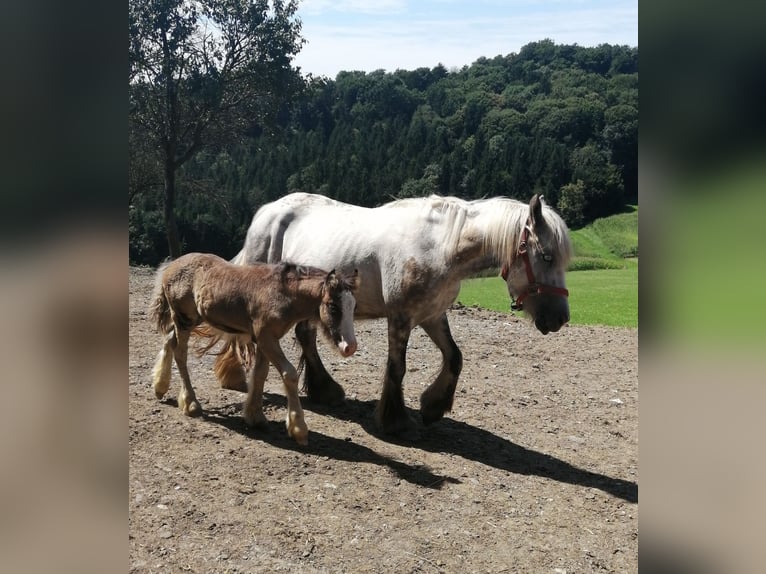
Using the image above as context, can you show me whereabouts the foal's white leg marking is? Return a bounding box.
[258,338,308,445]
[172,329,202,417]
[243,348,270,429]
[152,330,175,399]
[282,363,308,446]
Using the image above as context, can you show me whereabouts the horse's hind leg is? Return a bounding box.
[419,313,463,425]
[295,320,345,405]
[152,330,176,399]
[242,348,269,430]
[173,329,202,417]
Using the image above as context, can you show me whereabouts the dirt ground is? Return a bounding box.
[129,266,637,573]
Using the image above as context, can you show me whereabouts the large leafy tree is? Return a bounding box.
[129,0,304,257]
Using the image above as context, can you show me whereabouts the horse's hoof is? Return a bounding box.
[378,413,420,441]
[386,424,420,442]
[305,383,346,406]
[420,389,454,425]
[420,406,445,426]
[221,376,248,393]
[420,397,450,425]
[154,389,167,400]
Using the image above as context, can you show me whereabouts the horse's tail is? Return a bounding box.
[192,325,253,391]
[148,261,173,334]
[193,326,255,369]
[230,248,247,266]
[192,324,226,356]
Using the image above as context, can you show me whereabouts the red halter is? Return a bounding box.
[501,225,569,311]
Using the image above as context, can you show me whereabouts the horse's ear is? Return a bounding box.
[529,194,546,230]
[348,269,360,291]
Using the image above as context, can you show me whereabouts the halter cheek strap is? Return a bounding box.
[501,225,569,311]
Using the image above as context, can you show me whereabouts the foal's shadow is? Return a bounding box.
[199,400,460,489]
[292,393,638,504]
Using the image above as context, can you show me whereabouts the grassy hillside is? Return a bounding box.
[568,206,638,269]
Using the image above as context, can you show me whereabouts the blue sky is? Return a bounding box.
[293,0,638,78]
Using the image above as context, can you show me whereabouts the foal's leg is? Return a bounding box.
[258,336,309,446]
[375,314,418,437]
[152,329,176,399]
[295,320,345,405]
[173,329,202,417]
[419,313,463,425]
[242,347,270,430]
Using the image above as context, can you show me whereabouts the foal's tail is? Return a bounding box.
[148,261,173,334]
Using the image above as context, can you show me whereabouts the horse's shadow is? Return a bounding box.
[181,391,636,503]
[290,393,638,504]
[194,399,460,490]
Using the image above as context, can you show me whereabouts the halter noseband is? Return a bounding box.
[501,224,569,311]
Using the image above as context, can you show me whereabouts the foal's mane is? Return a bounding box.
[278,262,327,283]
[278,262,355,292]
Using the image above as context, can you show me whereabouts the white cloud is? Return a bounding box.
[294,1,637,78]
[300,0,409,16]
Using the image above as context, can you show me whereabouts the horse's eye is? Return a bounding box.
[542,254,553,263]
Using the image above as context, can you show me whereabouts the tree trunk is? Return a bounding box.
[163,159,181,258]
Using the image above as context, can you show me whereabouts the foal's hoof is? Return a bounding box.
[243,411,269,430]
[288,425,309,446]
[179,393,202,417]
[181,400,202,417]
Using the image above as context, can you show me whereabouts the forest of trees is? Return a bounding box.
[130,39,638,265]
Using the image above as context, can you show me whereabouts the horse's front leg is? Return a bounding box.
[419,313,463,425]
[375,314,418,438]
[258,337,309,446]
[242,347,270,430]
[295,320,345,405]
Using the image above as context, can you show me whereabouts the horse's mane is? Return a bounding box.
[380,194,571,265]
[477,196,572,266]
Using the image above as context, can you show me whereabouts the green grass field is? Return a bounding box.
[457,207,638,328]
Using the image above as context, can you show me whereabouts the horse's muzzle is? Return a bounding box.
[535,311,569,335]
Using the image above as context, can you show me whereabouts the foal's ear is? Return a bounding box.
[529,194,546,230]
[325,269,338,287]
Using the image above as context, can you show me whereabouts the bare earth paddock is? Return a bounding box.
[129,266,638,573]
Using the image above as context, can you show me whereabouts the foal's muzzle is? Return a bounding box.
[338,340,357,357]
